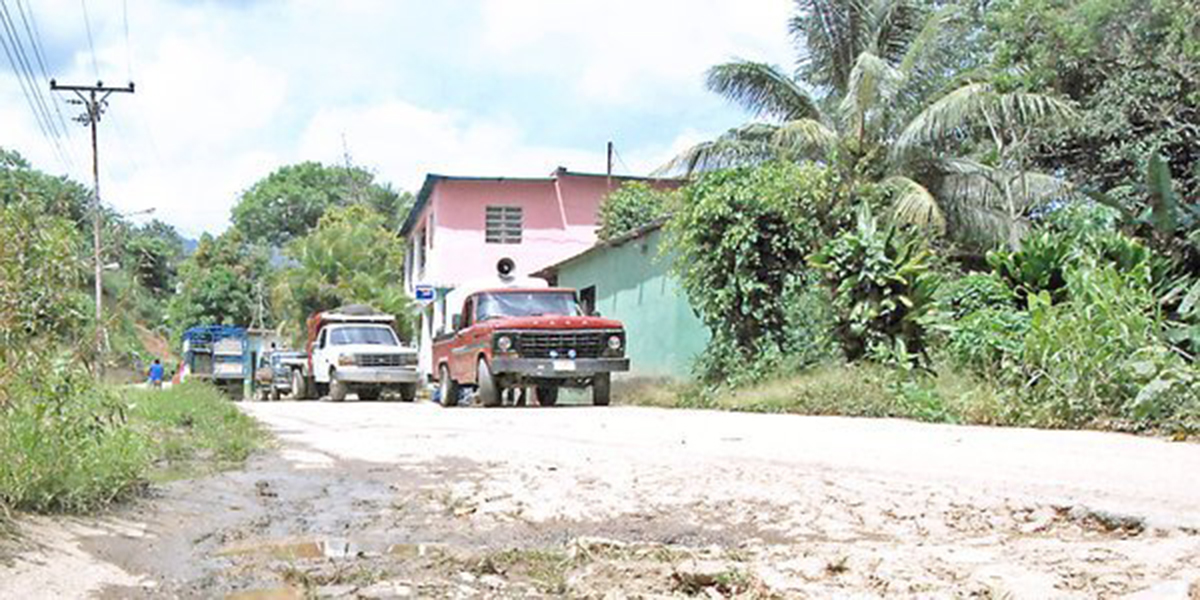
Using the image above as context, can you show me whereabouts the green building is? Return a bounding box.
[534,221,709,380]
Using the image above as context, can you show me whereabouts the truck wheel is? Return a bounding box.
[398,383,417,402]
[269,387,281,401]
[358,387,381,401]
[439,365,458,407]
[536,386,559,407]
[477,359,501,408]
[592,373,611,406]
[290,370,307,400]
[330,377,348,402]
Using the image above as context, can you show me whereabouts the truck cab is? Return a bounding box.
[432,288,628,407]
[297,306,420,402]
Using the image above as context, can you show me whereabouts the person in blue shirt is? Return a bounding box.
[148,359,165,389]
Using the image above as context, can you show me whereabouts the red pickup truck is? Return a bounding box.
[433,287,629,407]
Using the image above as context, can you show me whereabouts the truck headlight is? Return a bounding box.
[496,335,513,352]
[337,354,356,366]
[607,334,623,350]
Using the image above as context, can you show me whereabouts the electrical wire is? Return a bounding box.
[0,0,71,171]
[13,0,81,175]
[79,0,99,78]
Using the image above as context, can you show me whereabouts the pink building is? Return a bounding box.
[401,167,679,376]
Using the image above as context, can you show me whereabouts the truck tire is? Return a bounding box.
[330,376,348,402]
[592,373,611,406]
[536,386,559,407]
[358,387,381,401]
[398,383,417,402]
[290,369,307,400]
[269,387,281,401]
[439,365,458,407]
[477,359,501,408]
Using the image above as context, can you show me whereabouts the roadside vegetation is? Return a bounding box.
[0,377,263,516]
[606,0,1200,435]
[0,150,265,526]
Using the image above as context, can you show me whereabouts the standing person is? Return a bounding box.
[148,358,165,389]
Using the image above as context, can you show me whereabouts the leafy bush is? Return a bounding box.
[809,206,940,362]
[986,230,1073,304]
[937,272,1015,320]
[668,162,842,381]
[0,359,148,513]
[945,307,1030,373]
[1018,261,1198,427]
[596,181,676,241]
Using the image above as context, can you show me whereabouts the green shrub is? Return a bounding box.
[669,162,842,382]
[1018,262,1199,428]
[596,181,676,241]
[986,230,1073,304]
[937,273,1015,320]
[0,360,149,514]
[945,307,1030,373]
[809,205,940,362]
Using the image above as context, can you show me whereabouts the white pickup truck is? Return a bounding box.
[293,305,420,402]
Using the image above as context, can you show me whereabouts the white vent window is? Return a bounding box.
[485,205,522,244]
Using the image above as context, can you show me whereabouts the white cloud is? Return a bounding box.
[477,0,793,104]
[1,0,793,238]
[297,100,605,190]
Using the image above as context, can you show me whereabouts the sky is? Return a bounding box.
[1,0,794,238]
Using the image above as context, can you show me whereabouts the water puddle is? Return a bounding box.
[225,587,303,600]
[218,538,445,561]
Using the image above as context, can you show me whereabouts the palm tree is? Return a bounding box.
[666,0,1077,247]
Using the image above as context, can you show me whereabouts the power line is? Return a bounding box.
[13,0,76,144]
[79,0,99,78]
[0,1,71,170]
[121,0,131,81]
[13,0,80,173]
[0,2,58,138]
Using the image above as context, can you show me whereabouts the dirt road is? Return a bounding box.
[4,401,1200,598]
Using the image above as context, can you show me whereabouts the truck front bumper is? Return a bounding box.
[334,366,421,384]
[491,357,629,377]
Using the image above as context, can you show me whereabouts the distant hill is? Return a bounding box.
[182,237,199,256]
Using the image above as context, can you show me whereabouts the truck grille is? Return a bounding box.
[357,353,416,367]
[516,331,607,359]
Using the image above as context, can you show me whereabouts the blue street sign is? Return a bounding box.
[415,284,435,303]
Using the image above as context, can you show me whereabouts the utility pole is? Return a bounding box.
[50,79,135,377]
[606,140,614,192]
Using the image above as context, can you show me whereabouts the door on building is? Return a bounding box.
[579,286,597,316]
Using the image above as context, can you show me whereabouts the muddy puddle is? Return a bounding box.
[82,450,783,598]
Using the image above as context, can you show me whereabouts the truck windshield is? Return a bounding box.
[476,292,580,320]
[329,326,398,346]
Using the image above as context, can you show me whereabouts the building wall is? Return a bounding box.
[554,228,709,380]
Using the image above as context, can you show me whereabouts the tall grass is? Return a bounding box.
[0,364,148,514]
[0,368,264,517]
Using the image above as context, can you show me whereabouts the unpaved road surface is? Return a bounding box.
[4,402,1200,598]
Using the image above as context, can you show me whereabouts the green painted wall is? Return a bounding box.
[556,228,709,380]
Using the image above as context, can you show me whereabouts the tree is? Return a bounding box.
[668,0,1078,247]
[596,182,678,241]
[987,0,1199,219]
[121,220,185,296]
[232,161,406,246]
[667,162,845,381]
[273,205,414,342]
[167,230,271,334]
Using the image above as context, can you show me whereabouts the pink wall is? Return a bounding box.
[407,172,680,289]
